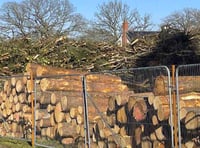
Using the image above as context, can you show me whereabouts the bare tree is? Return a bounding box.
[84,0,152,42]
[0,0,87,39]
[0,2,27,38]
[161,8,200,34]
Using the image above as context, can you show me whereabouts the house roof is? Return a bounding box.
[127,30,159,42]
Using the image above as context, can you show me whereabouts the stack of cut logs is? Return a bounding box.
[153,75,200,148]
[0,63,199,148]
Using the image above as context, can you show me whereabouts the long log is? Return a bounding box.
[40,78,82,92]
[154,75,200,95]
[40,78,128,93]
[86,74,123,83]
[26,63,84,77]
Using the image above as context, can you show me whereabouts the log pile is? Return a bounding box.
[154,75,200,147]
[88,93,173,148]
[0,63,134,146]
[0,75,33,138]
[177,92,200,147]
[0,64,199,147]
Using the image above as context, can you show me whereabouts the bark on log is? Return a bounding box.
[40,77,128,93]
[26,63,84,77]
[86,74,122,83]
[39,117,51,128]
[40,92,52,104]
[154,76,200,95]
[35,109,50,121]
[40,78,82,92]
[57,122,79,137]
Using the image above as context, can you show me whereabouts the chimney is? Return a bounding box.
[122,20,128,47]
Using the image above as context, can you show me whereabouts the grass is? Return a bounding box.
[0,137,74,148]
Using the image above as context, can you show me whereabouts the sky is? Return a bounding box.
[0,0,200,30]
[70,0,200,30]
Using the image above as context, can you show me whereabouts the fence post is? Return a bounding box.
[172,65,178,148]
[82,76,90,148]
[30,70,35,148]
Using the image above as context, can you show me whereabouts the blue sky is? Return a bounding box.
[1,0,200,30]
[70,0,200,29]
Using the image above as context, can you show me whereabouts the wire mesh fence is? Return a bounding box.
[3,64,199,148]
[34,74,85,148]
[176,64,200,148]
[0,75,32,142]
[84,66,174,148]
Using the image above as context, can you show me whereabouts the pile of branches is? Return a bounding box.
[1,28,200,76]
[0,35,158,76]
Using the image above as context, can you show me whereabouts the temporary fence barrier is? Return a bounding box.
[33,73,85,148]
[83,66,174,148]
[2,64,200,148]
[0,74,32,143]
[176,64,200,148]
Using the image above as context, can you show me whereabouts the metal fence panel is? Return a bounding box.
[34,74,85,148]
[84,66,174,148]
[176,64,200,148]
[0,75,32,143]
